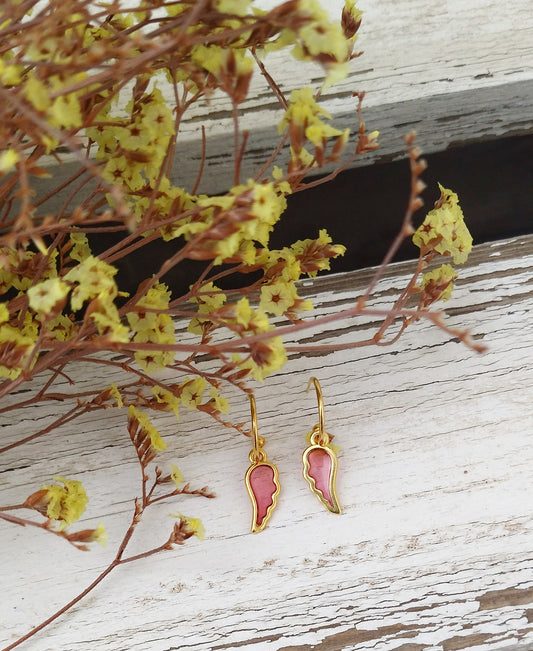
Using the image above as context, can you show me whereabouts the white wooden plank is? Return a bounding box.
[179,0,533,191]
[28,0,533,201]
[1,234,532,650]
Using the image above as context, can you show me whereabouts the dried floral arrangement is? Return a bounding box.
[0,0,480,647]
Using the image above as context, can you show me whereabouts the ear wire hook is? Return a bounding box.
[306,377,327,445]
[248,394,265,463]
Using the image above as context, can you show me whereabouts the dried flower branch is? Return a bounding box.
[2,412,213,650]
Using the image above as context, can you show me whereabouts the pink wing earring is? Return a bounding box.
[302,377,342,514]
[244,394,281,533]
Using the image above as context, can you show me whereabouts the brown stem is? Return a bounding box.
[0,512,86,550]
[0,403,90,455]
[2,558,120,651]
[192,125,207,195]
[233,101,242,187]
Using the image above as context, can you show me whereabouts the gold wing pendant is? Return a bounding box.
[302,444,341,514]
[245,461,281,533]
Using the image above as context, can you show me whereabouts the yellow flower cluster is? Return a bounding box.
[128,405,167,451]
[188,282,227,335]
[171,463,184,488]
[293,0,350,63]
[194,180,289,265]
[176,513,206,540]
[88,87,175,196]
[126,282,175,372]
[419,264,458,305]
[24,73,85,130]
[180,377,208,409]
[0,247,57,294]
[87,523,108,547]
[65,255,129,343]
[191,46,253,104]
[413,184,473,264]
[290,229,346,277]
[0,313,36,380]
[235,335,288,382]
[279,88,350,170]
[27,278,70,315]
[69,232,92,262]
[152,385,180,419]
[0,148,18,174]
[40,476,88,531]
[262,0,362,89]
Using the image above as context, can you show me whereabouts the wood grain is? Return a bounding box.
[32,0,533,211]
[1,234,532,650]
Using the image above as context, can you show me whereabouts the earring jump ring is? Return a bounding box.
[306,377,327,445]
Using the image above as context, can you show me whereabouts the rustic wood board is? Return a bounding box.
[32,0,533,209]
[180,0,533,192]
[1,234,532,650]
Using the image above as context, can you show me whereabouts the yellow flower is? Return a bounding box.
[289,1,352,88]
[88,523,108,547]
[305,123,347,147]
[260,280,299,316]
[290,229,346,277]
[178,514,205,540]
[24,75,51,111]
[103,156,144,191]
[297,19,348,61]
[128,405,167,451]
[151,385,180,419]
[44,314,75,342]
[0,149,19,174]
[266,248,302,282]
[0,323,36,379]
[209,386,230,414]
[141,88,175,139]
[419,264,458,304]
[191,282,227,315]
[278,88,331,134]
[90,292,130,343]
[126,282,175,372]
[235,336,287,381]
[0,303,9,324]
[180,377,207,409]
[109,383,124,408]
[42,134,60,154]
[69,232,91,262]
[49,93,83,129]
[191,44,225,76]
[234,297,255,327]
[249,182,287,234]
[27,278,70,314]
[0,61,23,86]
[41,476,88,531]
[412,185,473,264]
[65,256,119,311]
[171,463,184,488]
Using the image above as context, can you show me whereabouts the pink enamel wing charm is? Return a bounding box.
[302,378,341,514]
[245,395,280,533]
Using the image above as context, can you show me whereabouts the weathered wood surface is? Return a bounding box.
[1,234,532,650]
[34,0,533,207]
[182,0,533,192]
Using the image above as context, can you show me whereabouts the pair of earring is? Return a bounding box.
[244,377,341,534]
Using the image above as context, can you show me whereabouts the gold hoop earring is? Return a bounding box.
[302,377,341,514]
[244,394,281,533]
